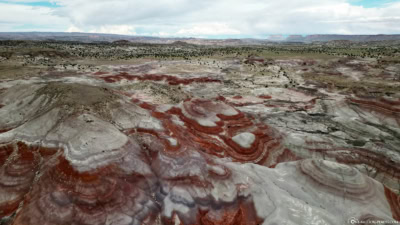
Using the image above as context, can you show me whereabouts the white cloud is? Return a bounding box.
[0,3,66,26]
[151,32,172,37]
[66,25,83,33]
[2,0,400,36]
[176,23,240,36]
[1,0,49,2]
[88,25,136,35]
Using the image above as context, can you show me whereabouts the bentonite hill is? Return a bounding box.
[0,38,399,225]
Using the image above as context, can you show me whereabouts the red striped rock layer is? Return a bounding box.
[273,97,400,192]
[98,72,221,85]
[330,97,400,188]
[0,142,263,225]
[0,95,295,225]
[0,83,399,224]
[0,142,161,225]
[13,156,160,225]
[1,139,399,224]
[294,159,397,223]
[299,159,377,201]
[348,96,400,126]
[218,95,318,111]
[133,98,294,166]
[385,187,400,221]
[0,142,58,218]
[304,141,400,191]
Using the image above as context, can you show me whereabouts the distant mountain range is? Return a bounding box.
[285,34,400,42]
[0,32,400,45]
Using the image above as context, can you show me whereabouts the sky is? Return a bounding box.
[0,0,400,38]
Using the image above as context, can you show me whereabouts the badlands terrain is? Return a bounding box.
[0,40,399,225]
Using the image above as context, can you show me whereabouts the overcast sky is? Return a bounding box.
[0,0,400,38]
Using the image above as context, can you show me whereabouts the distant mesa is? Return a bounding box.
[286,35,305,42]
[171,41,190,45]
[267,35,285,41]
[112,39,131,44]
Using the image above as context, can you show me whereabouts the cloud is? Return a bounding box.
[1,0,49,2]
[89,25,136,35]
[66,25,82,32]
[1,0,400,36]
[176,23,240,36]
[0,2,67,31]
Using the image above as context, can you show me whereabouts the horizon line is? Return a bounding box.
[1,31,400,40]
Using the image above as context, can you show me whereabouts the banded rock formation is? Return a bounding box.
[0,64,399,224]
